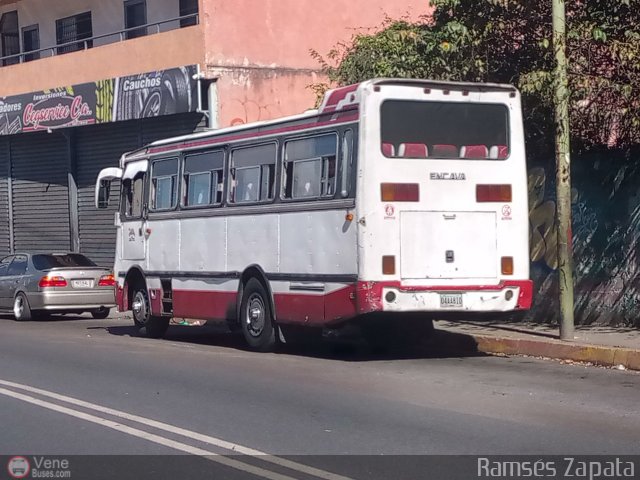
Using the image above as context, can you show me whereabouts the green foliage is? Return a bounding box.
[312,0,640,155]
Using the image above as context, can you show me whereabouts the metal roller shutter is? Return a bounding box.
[141,112,206,145]
[76,123,139,267]
[10,132,70,253]
[0,138,10,256]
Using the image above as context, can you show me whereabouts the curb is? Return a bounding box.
[433,330,640,371]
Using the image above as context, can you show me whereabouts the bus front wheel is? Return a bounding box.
[132,288,169,339]
[240,278,277,352]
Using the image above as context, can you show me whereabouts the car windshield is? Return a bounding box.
[32,254,97,270]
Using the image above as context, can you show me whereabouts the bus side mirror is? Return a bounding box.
[97,180,111,209]
[95,166,123,209]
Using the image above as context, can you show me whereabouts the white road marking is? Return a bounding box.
[0,379,352,480]
[0,386,296,480]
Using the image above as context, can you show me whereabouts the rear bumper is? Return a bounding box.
[28,290,116,311]
[357,280,533,314]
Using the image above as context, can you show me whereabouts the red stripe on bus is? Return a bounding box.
[274,285,357,325]
[172,290,237,320]
[319,84,359,113]
[169,285,357,325]
[116,285,126,312]
[356,280,534,314]
[147,111,359,155]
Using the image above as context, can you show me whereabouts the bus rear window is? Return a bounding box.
[380,100,509,160]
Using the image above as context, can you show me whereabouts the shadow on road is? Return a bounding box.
[94,321,486,362]
[0,313,97,322]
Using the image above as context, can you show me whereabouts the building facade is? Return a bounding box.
[0,0,424,265]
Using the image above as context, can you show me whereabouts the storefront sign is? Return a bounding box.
[0,65,198,135]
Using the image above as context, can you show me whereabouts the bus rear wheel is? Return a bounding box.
[132,288,169,339]
[240,278,277,352]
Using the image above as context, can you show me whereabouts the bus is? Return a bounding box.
[95,78,533,351]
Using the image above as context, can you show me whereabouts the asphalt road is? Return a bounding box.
[0,313,638,479]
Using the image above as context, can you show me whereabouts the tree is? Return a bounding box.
[312,0,640,156]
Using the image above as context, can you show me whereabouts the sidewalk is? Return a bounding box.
[434,319,640,371]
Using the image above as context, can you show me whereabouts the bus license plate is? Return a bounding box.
[440,293,463,308]
[72,279,94,289]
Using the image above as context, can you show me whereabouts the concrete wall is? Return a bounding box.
[202,0,429,127]
[0,0,182,49]
[0,26,203,95]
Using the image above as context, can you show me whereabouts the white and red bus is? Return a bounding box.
[95,78,532,351]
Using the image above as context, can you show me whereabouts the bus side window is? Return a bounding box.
[283,133,337,200]
[340,129,353,198]
[229,143,276,204]
[123,175,145,218]
[183,150,225,207]
[150,158,179,211]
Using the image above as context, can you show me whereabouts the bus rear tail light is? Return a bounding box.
[98,274,116,287]
[381,183,419,202]
[476,184,512,202]
[39,276,67,288]
[501,257,514,275]
[382,256,396,275]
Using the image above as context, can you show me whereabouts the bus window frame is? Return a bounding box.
[149,157,180,212]
[121,172,147,220]
[181,148,226,210]
[339,129,354,198]
[379,99,511,161]
[280,131,339,203]
[227,141,278,206]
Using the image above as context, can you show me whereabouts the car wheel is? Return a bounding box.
[131,288,169,338]
[13,292,33,322]
[91,307,111,320]
[240,278,277,352]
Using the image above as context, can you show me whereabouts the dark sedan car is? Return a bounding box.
[0,253,116,321]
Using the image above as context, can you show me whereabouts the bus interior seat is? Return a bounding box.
[489,145,509,159]
[397,143,429,158]
[382,142,396,157]
[460,145,489,159]
[431,144,458,158]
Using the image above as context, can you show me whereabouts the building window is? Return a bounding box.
[56,12,93,55]
[0,11,19,66]
[124,0,147,39]
[22,25,40,62]
[179,0,199,27]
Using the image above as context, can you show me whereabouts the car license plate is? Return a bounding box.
[72,279,94,289]
[440,293,463,308]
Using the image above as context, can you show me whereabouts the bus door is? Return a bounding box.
[120,160,149,261]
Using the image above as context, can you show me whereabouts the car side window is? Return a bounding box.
[0,256,14,277]
[8,255,28,275]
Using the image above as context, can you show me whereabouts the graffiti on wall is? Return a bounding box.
[527,153,640,327]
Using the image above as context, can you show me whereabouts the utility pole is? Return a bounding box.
[552,0,575,340]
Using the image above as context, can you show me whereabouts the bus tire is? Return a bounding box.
[132,288,169,339]
[239,278,277,352]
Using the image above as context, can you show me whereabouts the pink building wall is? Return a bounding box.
[204,0,430,127]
